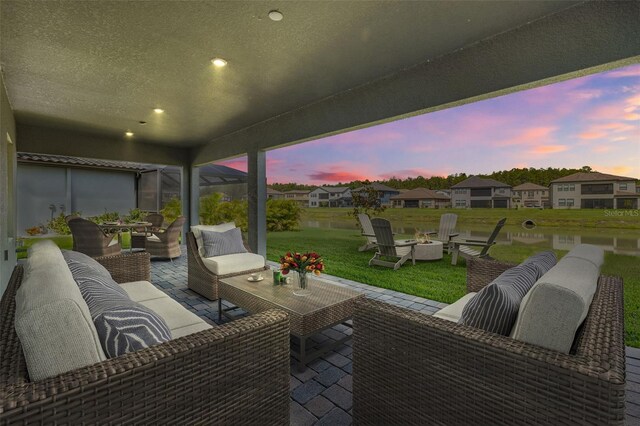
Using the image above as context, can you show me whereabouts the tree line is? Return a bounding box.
[270,166,608,191]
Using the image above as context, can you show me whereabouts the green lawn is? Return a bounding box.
[303,207,640,229]
[17,234,131,259]
[267,227,640,348]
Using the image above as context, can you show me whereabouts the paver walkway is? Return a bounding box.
[150,248,639,425]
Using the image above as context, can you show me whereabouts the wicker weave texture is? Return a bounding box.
[1,262,291,424]
[220,274,364,337]
[95,251,151,283]
[353,261,625,425]
[187,232,267,301]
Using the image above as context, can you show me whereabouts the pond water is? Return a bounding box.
[302,220,640,257]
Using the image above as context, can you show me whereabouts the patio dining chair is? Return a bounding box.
[369,218,417,270]
[67,217,121,258]
[131,213,165,250]
[145,216,185,260]
[449,217,506,265]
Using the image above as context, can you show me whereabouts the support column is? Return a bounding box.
[188,165,199,227]
[247,150,267,257]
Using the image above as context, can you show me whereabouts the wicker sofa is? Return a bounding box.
[0,245,290,424]
[353,250,625,425]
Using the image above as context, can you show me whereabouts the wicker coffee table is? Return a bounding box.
[219,273,364,371]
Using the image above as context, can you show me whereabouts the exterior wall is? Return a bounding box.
[513,189,549,208]
[392,198,451,208]
[451,187,511,208]
[284,192,309,206]
[308,188,326,207]
[551,180,638,209]
[17,164,137,236]
[0,73,17,295]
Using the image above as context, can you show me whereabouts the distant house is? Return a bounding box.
[283,189,310,207]
[390,187,451,208]
[308,186,352,207]
[450,176,512,208]
[550,172,639,209]
[512,183,549,208]
[351,182,400,207]
[266,187,284,199]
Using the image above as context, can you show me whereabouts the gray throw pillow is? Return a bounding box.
[64,251,172,357]
[201,227,247,257]
[521,250,557,277]
[63,250,128,298]
[460,263,540,335]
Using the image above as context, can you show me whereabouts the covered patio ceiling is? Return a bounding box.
[1,0,585,149]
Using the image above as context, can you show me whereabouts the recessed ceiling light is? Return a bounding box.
[138,121,147,125]
[125,131,134,137]
[153,108,164,113]
[268,10,283,21]
[211,58,227,67]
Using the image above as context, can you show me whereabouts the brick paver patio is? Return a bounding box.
[150,248,640,425]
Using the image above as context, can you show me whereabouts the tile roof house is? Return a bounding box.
[390,187,451,208]
[450,176,512,208]
[550,172,639,209]
[512,182,550,208]
[352,182,400,207]
[308,186,352,208]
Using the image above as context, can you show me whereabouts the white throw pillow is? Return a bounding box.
[191,222,236,256]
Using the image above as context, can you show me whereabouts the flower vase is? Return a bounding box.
[293,272,311,296]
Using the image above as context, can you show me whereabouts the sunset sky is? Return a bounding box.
[219,63,640,185]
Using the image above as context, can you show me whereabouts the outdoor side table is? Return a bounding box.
[219,272,364,371]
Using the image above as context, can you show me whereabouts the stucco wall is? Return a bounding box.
[0,73,17,294]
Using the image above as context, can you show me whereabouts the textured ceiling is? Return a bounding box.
[0,1,578,147]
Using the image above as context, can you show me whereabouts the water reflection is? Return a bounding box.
[302,220,640,256]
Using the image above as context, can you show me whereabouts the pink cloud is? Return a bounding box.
[496,126,557,147]
[529,145,568,155]
[579,131,605,140]
[307,171,370,183]
[604,65,640,79]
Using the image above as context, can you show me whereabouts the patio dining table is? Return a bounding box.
[98,221,152,252]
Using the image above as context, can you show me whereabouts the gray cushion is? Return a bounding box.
[201,227,247,257]
[521,250,556,277]
[460,263,540,335]
[191,222,236,256]
[15,240,106,381]
[510,245,603,353]
[63,250,128,299]
[63,250,172,358]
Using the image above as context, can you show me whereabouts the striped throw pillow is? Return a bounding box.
[460,263,540,335]
[522,250,557,277]
[201,227,247,257]
[64,251,172,357]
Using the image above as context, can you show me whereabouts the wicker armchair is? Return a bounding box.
[131,213,165,250]
[0,252,291,424]
[353,258,625,425]
[68,217,121,257]
[145,216,184,259]
[187,231,268,301]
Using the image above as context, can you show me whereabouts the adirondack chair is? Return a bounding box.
[426,213,459,251]
[369,218,417,270]
[358,213,378,251]
[449,218,507,265]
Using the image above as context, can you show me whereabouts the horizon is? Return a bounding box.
[218,63,640,184]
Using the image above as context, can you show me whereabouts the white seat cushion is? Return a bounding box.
[146,234,161,243]
[139,297,212,337]
[201,252,265,275]
[119,281,168,303]
[432,292,477,322]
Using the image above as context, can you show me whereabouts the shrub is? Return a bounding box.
[199,193,225,225]
[351,184,386,228]
[161,197,182,225]
[267,199,301,232]
[123,208,146,223]
[47,212,80,235]
[88,211,121,224]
